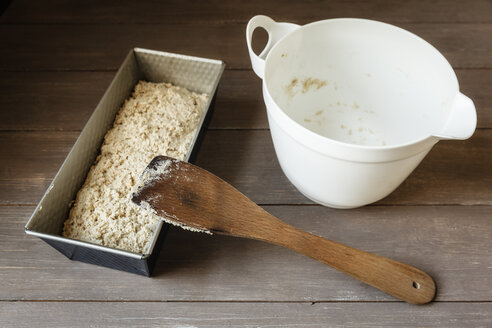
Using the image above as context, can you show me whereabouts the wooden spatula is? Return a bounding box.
[132,155,436,304]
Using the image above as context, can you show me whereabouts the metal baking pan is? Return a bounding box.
[25,48,225,276]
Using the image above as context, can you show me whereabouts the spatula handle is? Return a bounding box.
[271,225,436,304]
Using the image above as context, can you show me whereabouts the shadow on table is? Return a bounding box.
[151,225,264,277]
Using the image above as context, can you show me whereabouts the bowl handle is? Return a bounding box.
[246,15,300,79]
[434,92,477,140]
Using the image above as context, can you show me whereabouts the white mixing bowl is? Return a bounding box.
[246,15,476,208]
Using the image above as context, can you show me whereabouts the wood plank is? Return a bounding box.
[0,70,265,131]
[1,130,491,205]
[197,130,492,205]
[455,69,492,129]
[151,67,486,130]
[0,23,490,71]
[2,205,491,301]
[0,71,114,131]
[2,0,492,24]
[2,0,490,323]
[0,131,77,205]
[1,69,490,131]
[1,301,491,328]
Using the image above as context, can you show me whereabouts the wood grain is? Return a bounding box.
[196,130,492,206]
[1,301,491,328]
[1,130,490,205]
[2,0,491,24]
[0,71,114,131]
[1,69,490,131]
[1,0,491,324]
[455,69,492,128]
[0,70,266,131]
[0,131,77,205]
[0,24,491,71]
[2,205,491,301]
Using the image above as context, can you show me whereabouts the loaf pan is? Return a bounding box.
[25,48,225,276]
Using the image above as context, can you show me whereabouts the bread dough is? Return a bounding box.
[62,81,208,254]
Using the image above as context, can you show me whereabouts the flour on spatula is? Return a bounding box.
[133,158,212,235]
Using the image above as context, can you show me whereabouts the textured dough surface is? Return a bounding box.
[62,81,208,254]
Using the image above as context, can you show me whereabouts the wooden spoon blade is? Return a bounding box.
[131,155,267,236]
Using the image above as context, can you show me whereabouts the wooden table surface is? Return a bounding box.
[1,1,491,327]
